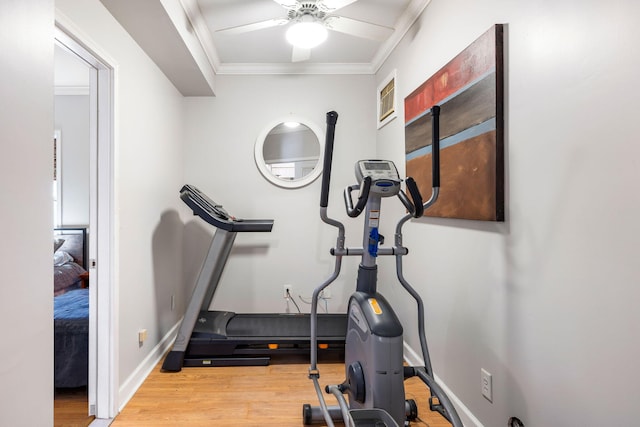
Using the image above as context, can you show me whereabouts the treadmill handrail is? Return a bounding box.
[180,185,274,232]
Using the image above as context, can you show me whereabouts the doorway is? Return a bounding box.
[54,25,116,423]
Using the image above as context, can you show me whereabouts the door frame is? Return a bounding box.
[54,22,118,421]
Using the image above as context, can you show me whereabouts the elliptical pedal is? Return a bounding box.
[349,409,400,426]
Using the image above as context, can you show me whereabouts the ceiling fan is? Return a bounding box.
[215,0,394,62]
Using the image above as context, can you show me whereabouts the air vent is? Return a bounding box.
[379,77,395,121]
[377,70,397,129]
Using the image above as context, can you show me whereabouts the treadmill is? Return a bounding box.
[162,185,347,371]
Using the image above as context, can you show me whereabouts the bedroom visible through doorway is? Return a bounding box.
[53,40,92,425]
[54,24,116,424]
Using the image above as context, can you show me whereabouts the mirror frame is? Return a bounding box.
[254,116,325,189]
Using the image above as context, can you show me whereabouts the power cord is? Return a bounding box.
[298,294,329,313]
[286,288,302,313]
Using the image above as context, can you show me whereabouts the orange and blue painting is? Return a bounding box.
[405,24,504,221]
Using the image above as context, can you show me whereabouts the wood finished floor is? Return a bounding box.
[110,356,452,426]
[54,387,94,427]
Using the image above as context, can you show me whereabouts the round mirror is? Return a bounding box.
[254,117,324,189]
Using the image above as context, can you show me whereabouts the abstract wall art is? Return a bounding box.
[405,24,505,221]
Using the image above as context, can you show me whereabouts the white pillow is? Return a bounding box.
[53,250,74,266]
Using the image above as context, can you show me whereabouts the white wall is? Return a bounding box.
[183,74,377,314]
[55,95,90,226]
[376,0,640,425]
[56,0,188,405]
[0,1,55,425]
[10,1,636,424]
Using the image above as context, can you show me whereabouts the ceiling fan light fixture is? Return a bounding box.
[286,17,328,49]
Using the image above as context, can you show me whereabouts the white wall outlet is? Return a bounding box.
[283,284,293,299]
[138,329,148,345]
[481,368,493,402]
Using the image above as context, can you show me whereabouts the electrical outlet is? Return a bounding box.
[171,294,175,311]
[481,368,493,402]
[138,329,148,345]
[283,284,293,299]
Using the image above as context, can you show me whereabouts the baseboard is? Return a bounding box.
[89,418,113,427]
[118,320,181,412]
[403,342,484,427]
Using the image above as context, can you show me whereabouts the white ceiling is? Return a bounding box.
[98,0,429,95]
[202,0,414,65]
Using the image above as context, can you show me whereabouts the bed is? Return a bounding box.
[53,227,89,388]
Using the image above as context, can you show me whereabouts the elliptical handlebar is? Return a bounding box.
[344,176,372,218]
[320,111,339,209]
[398,104,442,230]
[404,177,424,218]
[309,111,346,427]
[430,105,441,189]
[392,104,463,426]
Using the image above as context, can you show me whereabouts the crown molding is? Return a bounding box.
[216,61,376,75]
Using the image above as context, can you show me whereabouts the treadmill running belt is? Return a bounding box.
[225,314,346,338]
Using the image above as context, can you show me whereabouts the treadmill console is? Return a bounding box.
[355,160,401,196]
[180,185,273,233]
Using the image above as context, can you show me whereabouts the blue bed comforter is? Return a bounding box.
[54,288,89,388]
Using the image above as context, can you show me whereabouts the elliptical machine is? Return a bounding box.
[303,109,463,427]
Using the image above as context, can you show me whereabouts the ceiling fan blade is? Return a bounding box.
[216,18,289,36]
[321,0,358,11]
[292,45,311,62]
[272,0,299,9]
[325,16,393,41]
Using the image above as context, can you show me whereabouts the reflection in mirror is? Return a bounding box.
[263,122,319,180]
[255,118,324,189]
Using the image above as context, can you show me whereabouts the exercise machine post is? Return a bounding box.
[303,108,463,426]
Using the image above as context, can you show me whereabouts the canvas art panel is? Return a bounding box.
[404,25,504,221]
